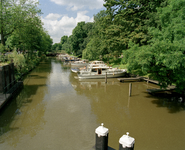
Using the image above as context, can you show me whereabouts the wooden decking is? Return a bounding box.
[0,81,23,110]
[117,77,142,82]
[146,85,176,94]
[118,76,176,94]
[142,78,159,84]
[118,77,160,84]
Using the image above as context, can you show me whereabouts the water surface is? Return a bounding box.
[0,58,185,150]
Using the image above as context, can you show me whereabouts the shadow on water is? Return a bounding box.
[23,84,47,96]
[91,145,116,150]
[27,75,47,79]
[0,97,19,136]
[145,92,185,113]
[0,83,47,136]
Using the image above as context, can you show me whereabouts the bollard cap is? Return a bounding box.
[95,123,109,137]
[119,132,135,148]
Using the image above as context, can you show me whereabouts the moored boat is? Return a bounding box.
[77,61,127,79]
[71,68,80,73]
[71,60,89,68]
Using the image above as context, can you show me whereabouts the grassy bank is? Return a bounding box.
[0,50,46,81]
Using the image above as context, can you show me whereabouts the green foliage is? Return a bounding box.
[82,38,101,60]
[39,30,53,53]
[51,43,62,52]
[7,49,42,80]
[71,22,93,57]
[8,49,26,71]
[1,0,52,61]
[123,0,185,93]
[82,10,110,60]
[60,36,68,45]
[0,44,5,53]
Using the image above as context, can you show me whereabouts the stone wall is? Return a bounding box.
[0,63,15,93]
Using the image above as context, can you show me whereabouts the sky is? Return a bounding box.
[38,0,105,44]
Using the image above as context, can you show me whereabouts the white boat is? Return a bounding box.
[77,61,127,79]
[71,60,88,68]
[71,68,80,73]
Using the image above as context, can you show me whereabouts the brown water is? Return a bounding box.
[0,58,185,150]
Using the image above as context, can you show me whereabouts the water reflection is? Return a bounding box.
[0,99,18,136]
[70,70,185,149]
[0,59,51,147]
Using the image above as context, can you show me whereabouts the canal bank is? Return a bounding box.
[0,64,24,110]
[0,81,23,110]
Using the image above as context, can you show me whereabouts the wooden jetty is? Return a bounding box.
[118,76,177,94]
[118,76,161,84]
[0,81,23,110]
[117,77,142,82]
[146,85,176,94]
[142,78,159,84]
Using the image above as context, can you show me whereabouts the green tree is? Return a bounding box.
[60,36,68,45]
[39,29,53,54]
[51,43,62,52]
[0,0,41,48]
[6,14,43,59]
[82,10,110,61]
[123,0,185,93]
[71,21,93,57]
[62,35,72,54]
[103,0,165,51]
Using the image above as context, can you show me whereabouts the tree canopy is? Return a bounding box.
[122,0,185,92]
[56,0,185,92]
[0,0,52,57]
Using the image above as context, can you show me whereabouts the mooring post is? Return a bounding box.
[119,132,135,150]
[147,77,149,84]
[105,72,107,83]
[129,83,132,97]
[95,123,109,150]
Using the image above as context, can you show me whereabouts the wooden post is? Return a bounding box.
[129,83,132,97]
[95,123,109,150]
[105,72,107,83]
[119,132,135,150]
[147,77,149,84]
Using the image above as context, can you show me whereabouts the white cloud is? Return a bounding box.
[50,0,104,11]
[16,0,39,5]
[45,13,62,20]
[42,11,94,43]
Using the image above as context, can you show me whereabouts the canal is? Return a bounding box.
[0,58,185,150]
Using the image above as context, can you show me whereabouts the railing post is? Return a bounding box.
[119,132,135,150]
[95,123,109,150]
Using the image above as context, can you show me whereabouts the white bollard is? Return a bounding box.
[119,132,135,150]
[95,123,109,150]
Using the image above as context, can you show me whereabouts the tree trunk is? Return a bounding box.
[1,30,5,46]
